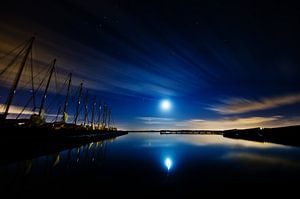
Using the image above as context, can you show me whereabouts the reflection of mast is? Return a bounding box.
[2,37,35,120]
[62,73,72,123]
[75,82,83,125]
[39,59,56,117]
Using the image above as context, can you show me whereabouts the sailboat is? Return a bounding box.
[0,37,127,143]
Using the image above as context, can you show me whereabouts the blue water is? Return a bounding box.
[1,133,300,196]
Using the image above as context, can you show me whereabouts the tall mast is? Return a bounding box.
[102,104,107,128]
[39,59,56,116]
[55,106,61,122]
[83,91,88,126]
[62,73,72,123]
[108,108,111,129]
[91,95,96,129]
[2,37,34,119]
[97,102,101,129]
[74,82,83,125]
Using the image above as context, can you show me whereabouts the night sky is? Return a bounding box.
[1,0,300,130]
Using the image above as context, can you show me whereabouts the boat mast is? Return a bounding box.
[55,106,61,122]
[62,73,72,123]
[97,102,101,129]
[2,37,35,120]
[108,108,111,129]
[102,104,107,128]
[91,95,96,129]
[83,91,88,126]
[74,82,83,125]
[39,59,56,117]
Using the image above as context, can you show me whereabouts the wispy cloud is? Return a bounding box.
[136,117,175,125]
[178,116,300,130]
[0,104,63,121]
[134,115,300,130]
[209,93,300,114]
[0,104,37,116]
[0,20,205,98]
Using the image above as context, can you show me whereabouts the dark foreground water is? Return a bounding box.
[1,133,300,197]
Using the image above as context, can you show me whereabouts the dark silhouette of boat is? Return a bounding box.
[0,37,127,147]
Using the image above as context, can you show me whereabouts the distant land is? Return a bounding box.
[129,125,300,147]
[1,125,299,165]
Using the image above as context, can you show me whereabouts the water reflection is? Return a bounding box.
[139,134,287,149]
[164,157,172,171]
[222,152,300,168]
[0,139,110,185]
[1,133,300,195]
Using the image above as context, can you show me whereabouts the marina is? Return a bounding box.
[0,37,127,164]
[1,1,300,197]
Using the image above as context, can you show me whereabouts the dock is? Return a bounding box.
[160,130,223,135]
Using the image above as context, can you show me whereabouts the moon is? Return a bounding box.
[160,99,171,111]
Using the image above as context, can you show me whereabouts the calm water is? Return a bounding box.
[1,133,300,196]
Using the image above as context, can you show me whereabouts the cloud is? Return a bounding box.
[136,117,175,125]
[0,18,205,98]
[0,104,63,121]
[209,93,300,114]
[183,116,300,130]
[176,116,285,130]
[0,104,37,116]
[134,115,300,130]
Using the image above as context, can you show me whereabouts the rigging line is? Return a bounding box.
[45,73,70,122]
[44,95,63,115]
[12,57,52,93]
[16,94,35,119]
[70,87,80,111]
[30,49,36,109]
[0,63,16,86]
[44,77,69,114]
[17,65,50,117]
[47,96,63,114]
[86,104,94,124]
[16,72,49,119]
[46,98,65,122]
[45,83,71,119]
[25,37,51,84]
[54,68,59,92]
[0,45,26,77]
[33,60,54,83]
[16,66,50,119]
[74,103,84,124]
[13,56,32,104]
[72,86,81,120]
[54,106,61,122]
[17,61,52,93]
[0,39,28,60]
[46,68,63,118]
[31,39,46,78]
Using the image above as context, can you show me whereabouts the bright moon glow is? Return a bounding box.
[161,99,171,111]
[165,157,172,171]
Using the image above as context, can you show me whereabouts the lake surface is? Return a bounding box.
[1,133,300,197]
